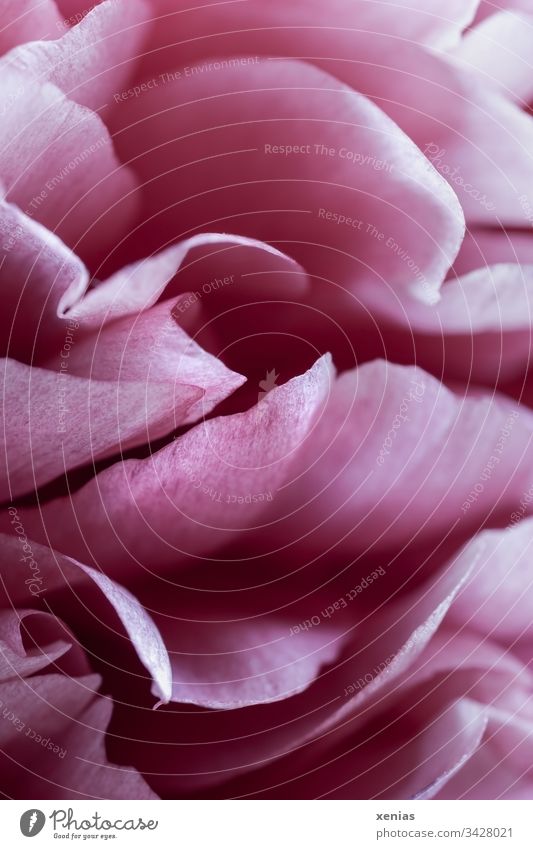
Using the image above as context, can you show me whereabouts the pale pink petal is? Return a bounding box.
[0,66,139,260]
[0,673,157,799]
[111,58,463,303]
[1,357,203,499]
[12,355,333,578]
[0,0,66,53]
[47,298,246,427]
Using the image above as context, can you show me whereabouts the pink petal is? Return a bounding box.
[0,0,66,52]
[0,200,88,360]
[0,65,139,260]
[239,697,487,800]
[0,673,156,798]
[453,230,533,276]
[154,602,351,709]
[144,0,478,71]
[13,355,334,578]
[108,546,472,795]
[436,709,533,799]
[1,357,203,499]
[0,532,172,705]
[455,10,533,104]
[110,57,463,303]
[74,233,309,327]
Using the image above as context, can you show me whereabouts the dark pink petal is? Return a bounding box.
[0,533,172,705]
[453,230,533,276]
[1,357,203,499]
[0,66,139,260]
[13,355,333,578]
[449,518,533,643]
[5,0,151,116]
[111,58,463,303]
[0,0,66,53]
[239,697,487,800]
[0,673,157,799]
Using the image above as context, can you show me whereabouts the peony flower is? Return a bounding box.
[1,0,533,800]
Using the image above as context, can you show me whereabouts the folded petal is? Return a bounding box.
[0,532,172,704]
[437,707,533,799]
[0,609,78,682]
[73,233,309,326]
[343,40,533,227]
[46,297,245,427]
[234,696,487,800]
[0,200,88,360]
[107,547,472,795]
[144,0,478,73]
[4,0,151,116]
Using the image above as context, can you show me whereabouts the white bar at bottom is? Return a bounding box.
[3,799,533,847]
